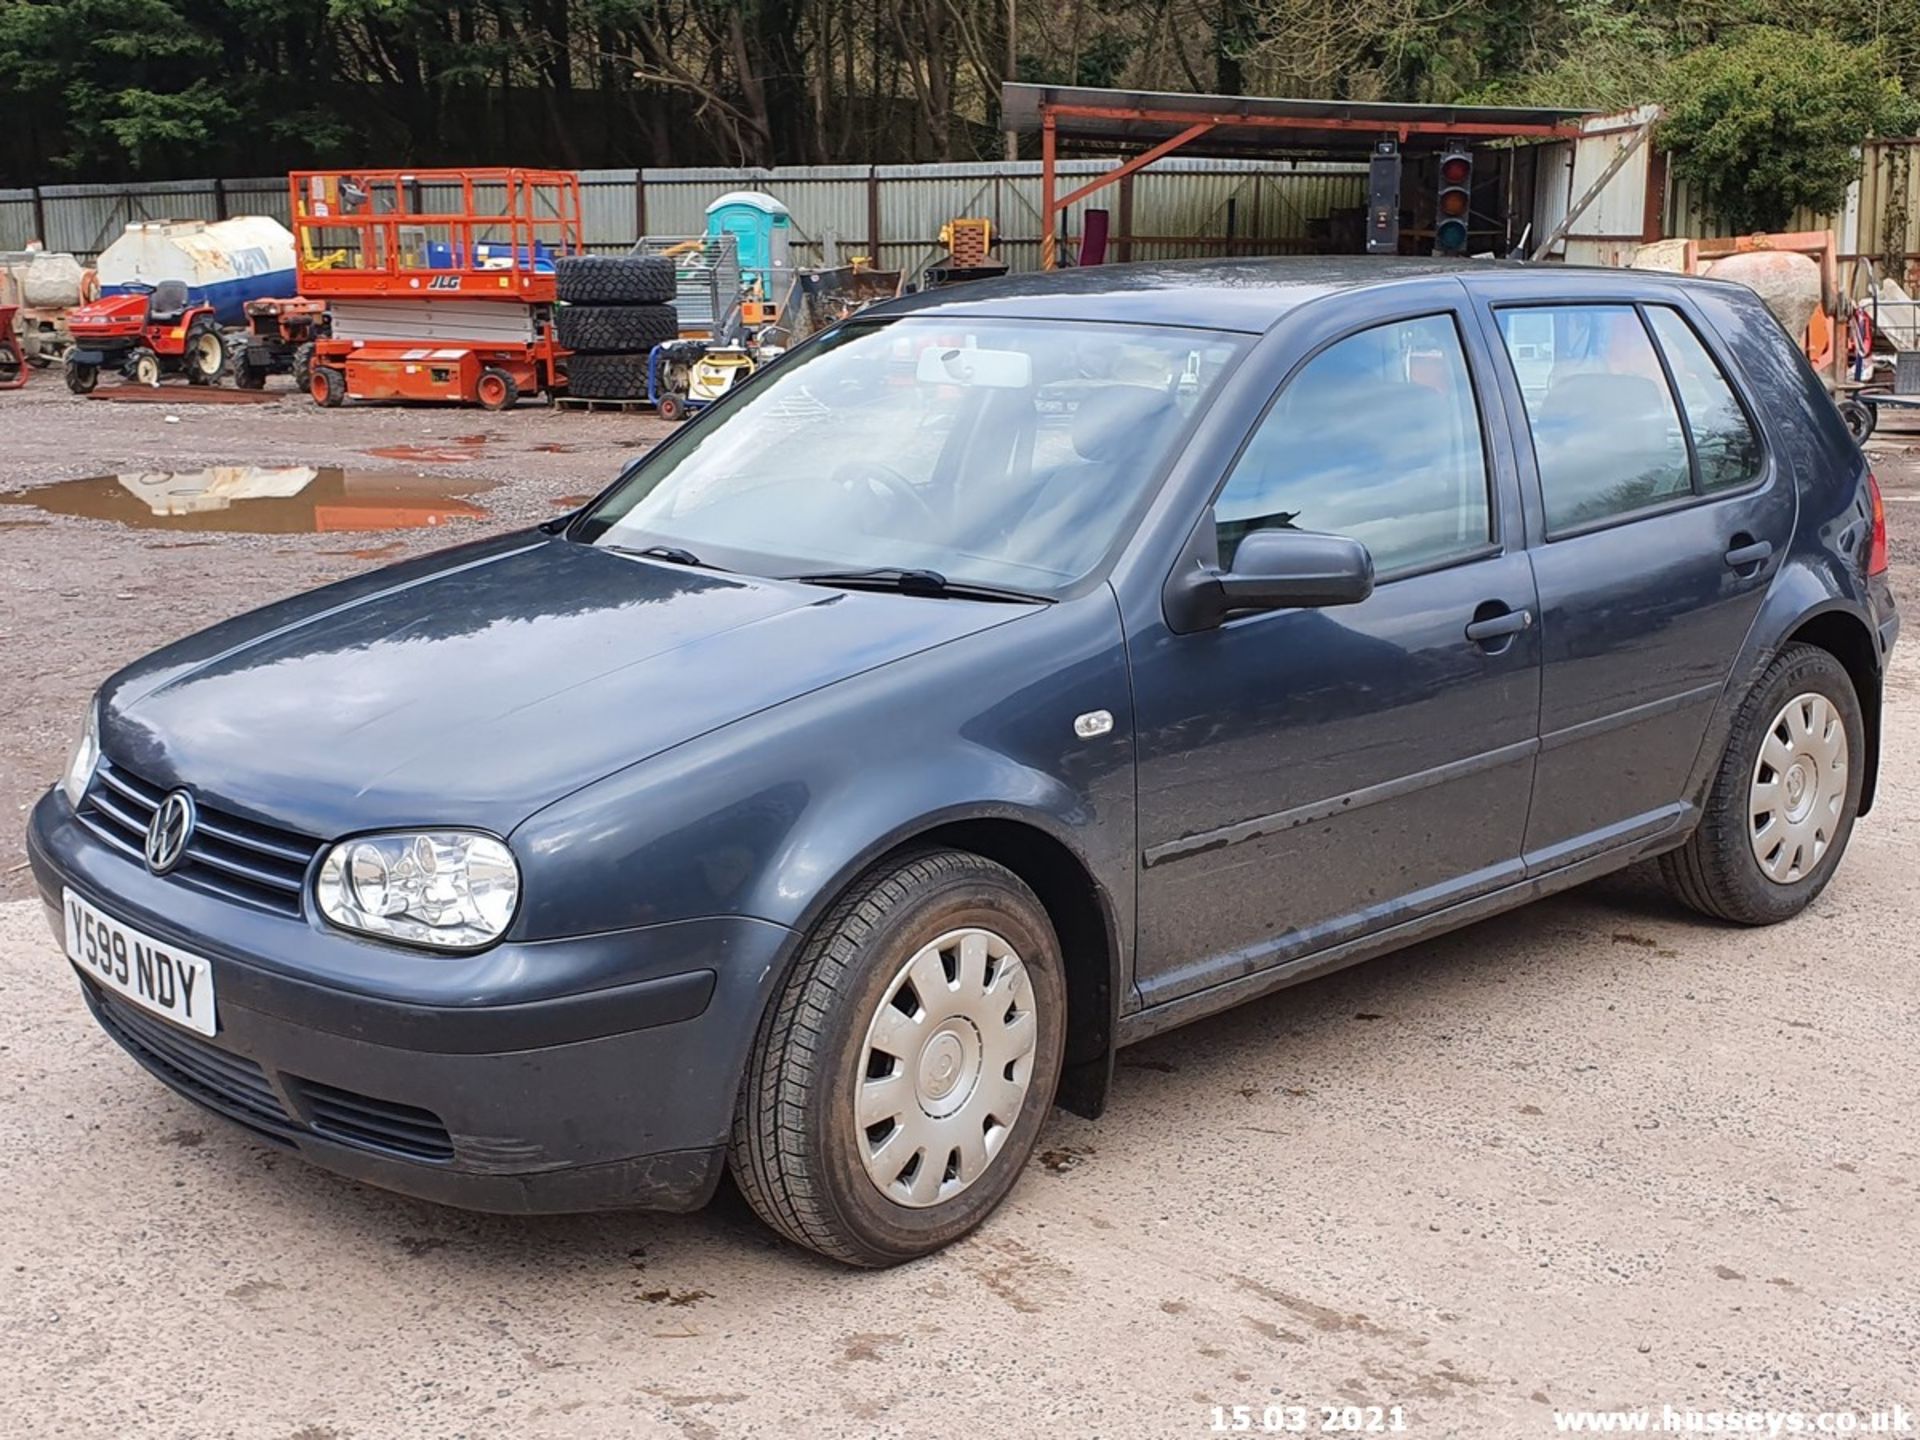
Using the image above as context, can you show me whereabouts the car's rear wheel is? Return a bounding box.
[1659,644,1865,925]
[730,848,1066,1266]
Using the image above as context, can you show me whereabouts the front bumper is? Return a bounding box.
[28,789,797,1214]
[67,340,136,367]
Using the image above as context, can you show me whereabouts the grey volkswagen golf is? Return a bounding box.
[28,259,1898,1265]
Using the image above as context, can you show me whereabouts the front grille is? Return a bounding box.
[93,990,293,1134]
[88,988,455,1164]
[78,756,320,917]
[296,1079,455,1162]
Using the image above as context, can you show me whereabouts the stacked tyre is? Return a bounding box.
[555,256,679,401]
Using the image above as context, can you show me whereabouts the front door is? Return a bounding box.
[1472,287,1797,869]
[1129,299,1540,1007]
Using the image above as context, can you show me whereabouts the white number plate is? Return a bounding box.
[62,888,217,1037]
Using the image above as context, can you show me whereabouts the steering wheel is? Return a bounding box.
[833,461,937,525]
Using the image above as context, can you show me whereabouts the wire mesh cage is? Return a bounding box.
[632,234,743,337]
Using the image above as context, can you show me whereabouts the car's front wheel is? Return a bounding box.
[1660,643,1866,925]
[730,848,1066,1266]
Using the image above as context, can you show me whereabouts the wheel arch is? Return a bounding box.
[1784,606,1884,814]
[787,807,1123,1122]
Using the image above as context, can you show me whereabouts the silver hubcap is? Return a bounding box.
[856,927,1037,1208]
[1750,691,1849,885]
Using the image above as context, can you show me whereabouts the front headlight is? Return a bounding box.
[60,697,101,810]
[315,831,520,949]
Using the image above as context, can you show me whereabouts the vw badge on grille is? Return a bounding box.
[144,790,196,875]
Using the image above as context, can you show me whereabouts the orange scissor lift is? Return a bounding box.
[291,168,584,410]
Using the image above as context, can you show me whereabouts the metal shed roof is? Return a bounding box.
[1002,83,1589,156]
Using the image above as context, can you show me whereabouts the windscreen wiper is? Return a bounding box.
[609,543,723,570]
[786,567,1050,604]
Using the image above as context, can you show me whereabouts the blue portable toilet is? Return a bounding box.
[705,192,791,297]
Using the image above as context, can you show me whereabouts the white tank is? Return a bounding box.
[97,217,297,327]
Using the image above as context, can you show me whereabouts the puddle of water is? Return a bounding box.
[363,433,490,464]
[0,466,495,534]
[363,443,486,463]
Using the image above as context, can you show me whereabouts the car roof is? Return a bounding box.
[864,255,1724,334]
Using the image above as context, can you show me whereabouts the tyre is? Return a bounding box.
[554,254,676,305]
[184,323,225,386]
[127,348,161,387]
[1659,643,1866,925]
[290,341,315,394]
[1839,396,1876,444]
[657,392,686,422]
[310,366,346,408]
[476,367,519,411]
[563,352,651,400]
[224,332,259,387]
[555,303,679,355]
[65,362,98,395]
[730,848,1067,1267]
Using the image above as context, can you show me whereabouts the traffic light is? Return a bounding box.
[1435,147,1472,254]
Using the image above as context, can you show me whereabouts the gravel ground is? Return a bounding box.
[0,380,1916,1438]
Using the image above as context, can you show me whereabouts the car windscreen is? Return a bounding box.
[575,317,1248,597]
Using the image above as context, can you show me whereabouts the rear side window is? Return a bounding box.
[1643,306,1764,493]
[1496,305,1690,533]
[1215,313,1491,576]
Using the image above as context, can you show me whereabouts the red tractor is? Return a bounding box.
[63,280,226,393]
[229,297,330,390]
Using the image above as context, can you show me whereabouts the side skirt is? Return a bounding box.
[1114,804,1696,1049]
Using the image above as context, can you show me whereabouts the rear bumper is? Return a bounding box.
[28,789,796,1214]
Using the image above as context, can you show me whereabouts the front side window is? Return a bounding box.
[1643,306,1764,493]
[577,318,1246,596]
[1497,305,1691,534]
[1214,313,1492,575]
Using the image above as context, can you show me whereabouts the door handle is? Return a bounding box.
[1465,608,1533,644]
[1724,538,1774,571]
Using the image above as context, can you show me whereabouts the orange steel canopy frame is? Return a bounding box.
[1000,83,1588,269]
[289,168,584,301]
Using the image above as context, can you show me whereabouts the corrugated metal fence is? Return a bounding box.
[0,160,1368,276]
[20,147,1920,276]
[1661,139,1920,269]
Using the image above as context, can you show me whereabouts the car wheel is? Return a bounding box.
[730,848,1066,1266]
[1659,643,1865,925]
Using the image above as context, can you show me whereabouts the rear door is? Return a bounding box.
[1469,278,1796,870]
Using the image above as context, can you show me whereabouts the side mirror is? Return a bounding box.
[1169,528,1375,631]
